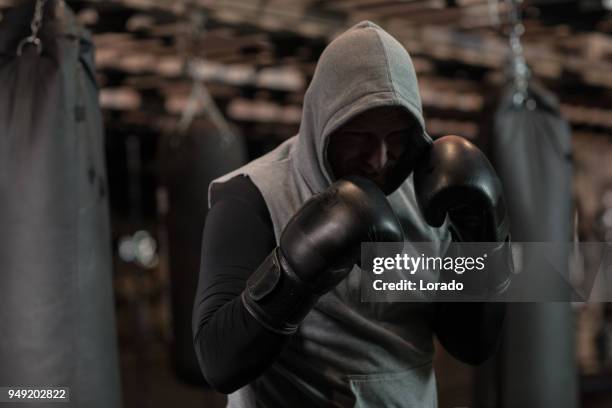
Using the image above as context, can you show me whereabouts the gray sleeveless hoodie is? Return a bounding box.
[210,21,449,408]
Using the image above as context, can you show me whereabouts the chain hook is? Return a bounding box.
[16,0,47,56]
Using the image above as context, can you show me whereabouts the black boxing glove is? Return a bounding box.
[242,176,404,335]
[414,135,513,296]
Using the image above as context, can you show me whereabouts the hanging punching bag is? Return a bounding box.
[160,118,247,385]
[491,83,577,408]
[0,2,121,407]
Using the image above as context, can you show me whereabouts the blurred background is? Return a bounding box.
[1,0,612,407]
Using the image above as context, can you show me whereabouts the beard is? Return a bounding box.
[333,154,416,195]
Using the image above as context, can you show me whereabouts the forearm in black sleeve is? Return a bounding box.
[434,301,506,365]
[434,236,509,365]
[192,177,290,393]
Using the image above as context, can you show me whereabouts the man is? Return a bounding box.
[193,21,510,407]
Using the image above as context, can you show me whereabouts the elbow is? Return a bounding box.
[193,330,246,394]
[437,328,503,366]
[202,369,243,395]
[443,333,502,366]
[454,346,497,366]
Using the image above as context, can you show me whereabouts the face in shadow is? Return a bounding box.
[327,106,422,194]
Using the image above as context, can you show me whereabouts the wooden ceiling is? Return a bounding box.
[2,0,612,140]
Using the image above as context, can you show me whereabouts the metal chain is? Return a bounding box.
[30,0,47,39]
[17,0,48,56]
[175,5,235,148]
[506,0,530,105]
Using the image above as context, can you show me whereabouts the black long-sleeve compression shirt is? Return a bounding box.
[192,175,288,393]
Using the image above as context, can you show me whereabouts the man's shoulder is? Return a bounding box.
[211,175,258,201]
[209,137,296,198]
[210,175,271,226]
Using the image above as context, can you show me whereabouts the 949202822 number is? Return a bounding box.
[1,387,69,402]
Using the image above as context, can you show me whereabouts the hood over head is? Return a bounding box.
[294,21,432,195]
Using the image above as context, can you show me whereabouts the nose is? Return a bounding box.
[365,140,388,173]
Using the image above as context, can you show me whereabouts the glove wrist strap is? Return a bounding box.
[241,247,319,335]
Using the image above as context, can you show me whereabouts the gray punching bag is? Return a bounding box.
[491,83,577,408]
[0,2,121,407]
[161,119,247,385]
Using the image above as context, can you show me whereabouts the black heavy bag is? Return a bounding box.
[161,119,247,385]
[0,2,121,407]
[491,83,577,408]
